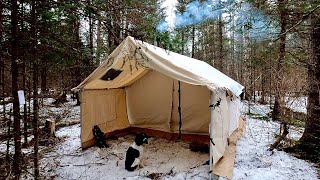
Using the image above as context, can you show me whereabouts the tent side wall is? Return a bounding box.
[211,89,230,165]
[80,89,130,149]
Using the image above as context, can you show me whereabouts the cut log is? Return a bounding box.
[45,119,55,137]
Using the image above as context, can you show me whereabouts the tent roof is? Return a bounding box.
[73,36,244,96]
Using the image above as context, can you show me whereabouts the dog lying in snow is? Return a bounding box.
[125,133,148,171]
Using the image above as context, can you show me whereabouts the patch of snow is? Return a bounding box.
[0,96,80,123]
[39,97,80,123]
[233,116,317,180]
[0,102,13,113]
[286,96,307,114]
[242,96,308,115]
[41,124,209,180]
[241,101,273,116]
[0,135,34,154]
[1,97,317,179]
[39,112,318,180]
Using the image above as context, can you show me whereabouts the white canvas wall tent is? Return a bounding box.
[72,36,245,179]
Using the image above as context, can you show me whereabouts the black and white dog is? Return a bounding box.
[125,133,148,171]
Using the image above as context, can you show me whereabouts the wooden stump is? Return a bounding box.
[45,119,55,137]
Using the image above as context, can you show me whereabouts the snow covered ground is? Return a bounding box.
[38,95,80,124]
[233,117,317,180]
[0,95,80,155]
[285,96,307,114]
[0,95,80,123]
[36,101,318,180]
[0,96,318,179]
[41,124,209,180]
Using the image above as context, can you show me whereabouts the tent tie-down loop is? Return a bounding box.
[210,138,215,146]
[208,97,222,147]
[209,98,221,108]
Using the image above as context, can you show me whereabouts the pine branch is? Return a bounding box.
[273,4,320,42]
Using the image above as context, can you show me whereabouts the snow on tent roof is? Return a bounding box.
[72,36,244,96]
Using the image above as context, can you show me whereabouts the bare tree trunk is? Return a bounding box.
[70,1,82,106]
[210,23,215,66]
[181,29,185,55]
[243,25,251,100]
[31,0,39,178]
[200,25,205,61]
[28,61,32,130]
[269,0,289,151]
[96,17,102,65]
[272,0,287,121]
[300,8,320,152]
[239,28,244,85]
[107,14,113,53]
[203,23,210,65]
[0,1,5,153]
[0,0,7,163]
[216,1,223,72]
[20,0,28,147]
[260,65,267,104]
[23,56,28,146]
[252,50,256,102]
[11,0,22,177]
[6,109,12,163]
[88,0,94,65]
[40,65,47,95]
[38,0,49,97]
[0,0,3,87]
[0,0,2,40]
[191,26,195,58]
[268,42,273,107]
[231,13,236,80]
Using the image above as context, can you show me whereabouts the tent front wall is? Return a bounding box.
[80,89,130,148]
[126,70,211,134]
[80,70,239,165]
[80,71,241,166]
[80,70,214,147]
[126,71,173,132]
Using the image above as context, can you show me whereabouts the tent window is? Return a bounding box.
[101,68,122,81]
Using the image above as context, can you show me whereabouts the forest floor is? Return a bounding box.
[0,96,319,180]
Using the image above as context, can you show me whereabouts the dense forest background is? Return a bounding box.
[0,0,319,179]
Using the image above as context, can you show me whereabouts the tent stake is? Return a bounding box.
[178,81,182,140]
